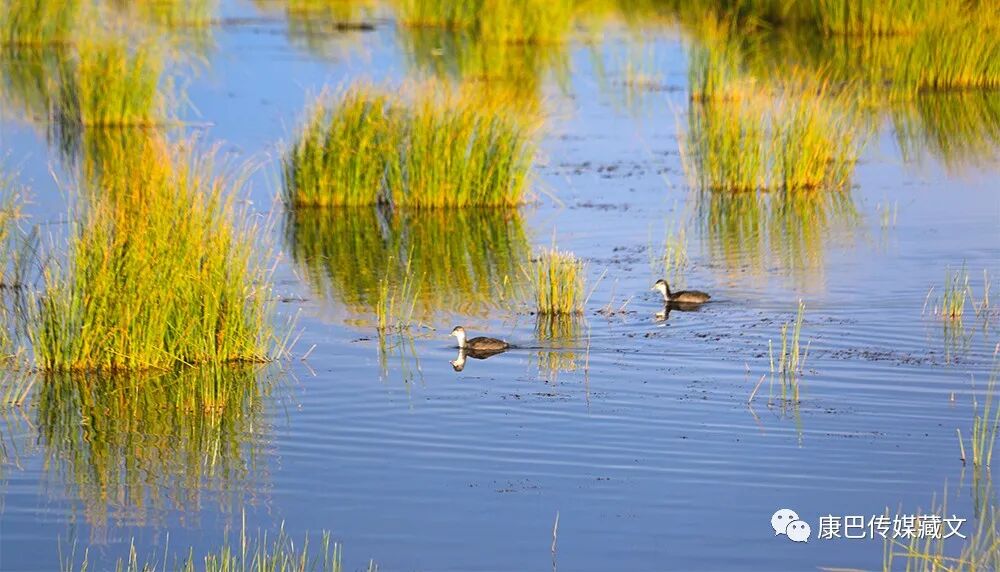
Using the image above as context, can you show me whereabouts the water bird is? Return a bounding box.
[651,279,710,304]
[450,326,509,352]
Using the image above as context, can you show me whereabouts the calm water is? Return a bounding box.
[1,3,999,571]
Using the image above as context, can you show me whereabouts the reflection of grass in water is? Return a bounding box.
[284,84,534,208]
[535,314,583,380]
[111,0,217,28]
[56,37,164,128]
[892,92,1000,170]
[66,516,368,571]
[38,365,273,528]
[0,47,69,126]
[532,248,585,316]
[697,181,860,287]
[35,136,275,372]
[399,27,569,113]
[287,207,529,322]
[0,0,81,46]
[396,0,575,44]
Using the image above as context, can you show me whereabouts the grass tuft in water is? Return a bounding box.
[283,87,395,207]
[769,300,809,402]
[285,84,533,208]
[34,136,276,372]
[532,248,585,315]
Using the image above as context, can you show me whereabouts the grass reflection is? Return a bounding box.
[38,364,275,528]
[287,207,529,324]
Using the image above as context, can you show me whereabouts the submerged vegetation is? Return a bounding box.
[532,248,586,316]
[284,85,534,208]
[35,136,275,372]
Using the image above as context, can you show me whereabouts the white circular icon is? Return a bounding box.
[786,520,811,542]
[771,508,800,535]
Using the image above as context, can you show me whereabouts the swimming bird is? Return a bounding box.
[450,326,509,352]
[651,279,710,304]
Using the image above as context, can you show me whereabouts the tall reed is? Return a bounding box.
[532,248,585,315]
[34,136,275,372]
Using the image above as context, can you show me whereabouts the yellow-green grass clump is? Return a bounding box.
[682,81,859,192]
[532,248,585,315]
[284,85,534,208]
[396,0,575,44]
[124,0,217,28]
[34,137,274,372]
[0,0,81,46]
[283,87,395,207]
[57,37,164,128]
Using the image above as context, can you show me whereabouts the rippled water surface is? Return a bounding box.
[1,2,999,571]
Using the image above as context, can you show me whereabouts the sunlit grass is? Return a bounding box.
[0,0,81,46]
[929,265,970,321]
[34,136,276,372]
[56,37,164,128]
[284,84,534,208]
[284,87,394,207]
[117,0,217,28]
[532,248,585,315]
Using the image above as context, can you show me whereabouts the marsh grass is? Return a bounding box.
[810,0,951,36]
[532,248,585,316]
[769,300,809,402]
[0,0,81,46]
[285,85,533,208]
[56,37,165,129]
[123,0,217,28]
[284,87,394,207]
[34,136,275,372]
[64,514,370,572]
[40,364,273,526]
